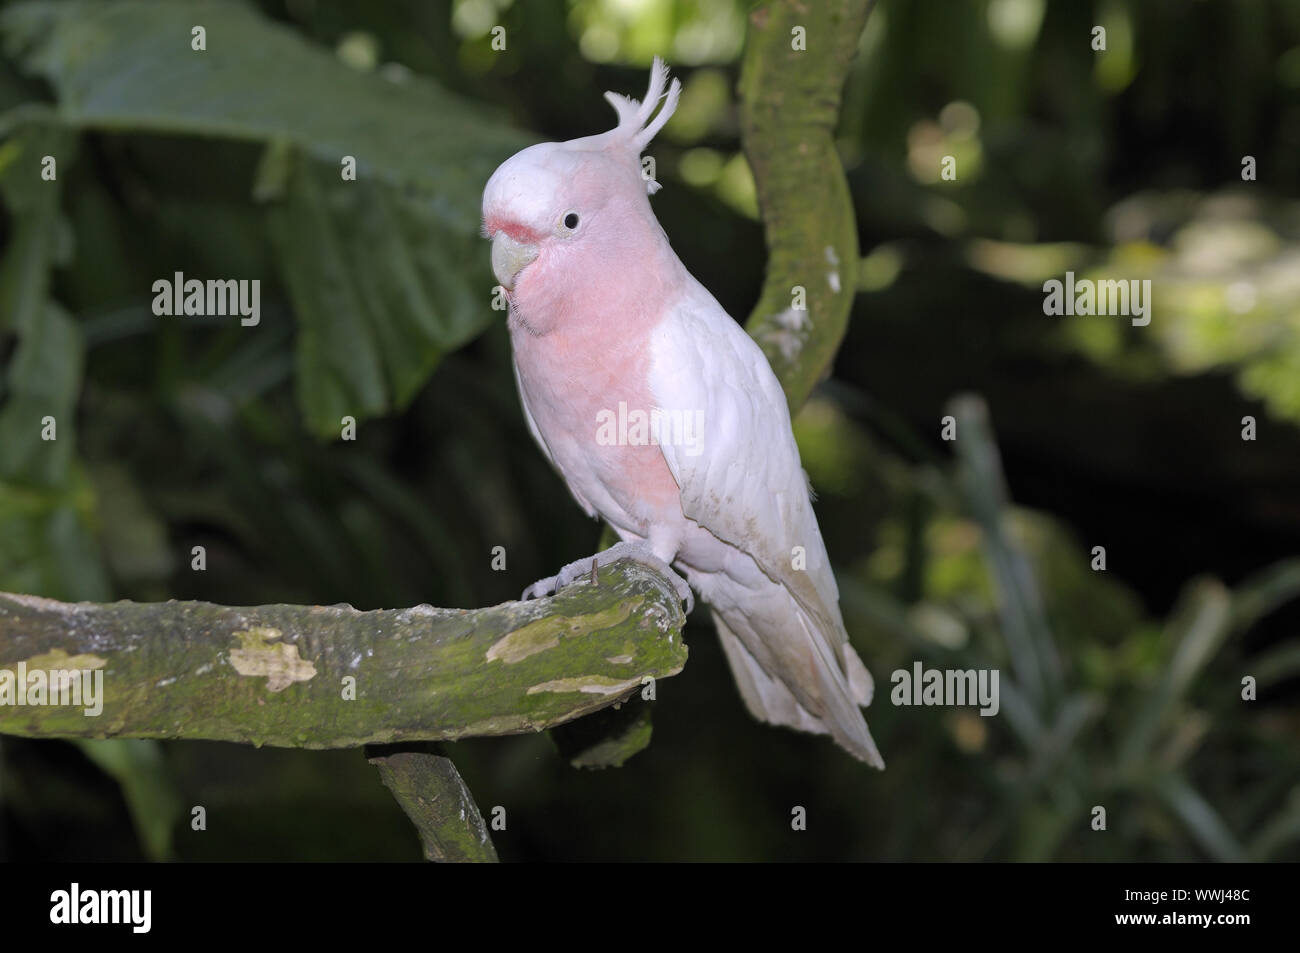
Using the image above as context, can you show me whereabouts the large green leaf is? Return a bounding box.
[0,299,80,485]
[0,123,71,338]
[0,1,527,221]
[0,124,108,601]
[0,127,81,487]
[1,0,531,434]
[265,151,497,433]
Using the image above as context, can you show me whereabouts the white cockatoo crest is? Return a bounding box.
[597,57,681,193]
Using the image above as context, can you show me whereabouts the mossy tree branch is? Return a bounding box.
[0,558,686,862]
[0,559,686,746]
[741,0,875,412]
[367,744,500,863]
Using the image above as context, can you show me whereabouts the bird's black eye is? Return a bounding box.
[563,212,580,230]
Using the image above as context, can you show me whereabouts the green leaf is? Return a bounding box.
[74,739,182,862]
[266,153,496,435]
[0,124,106,601]
[1252,642,1300,689]
[1155,773,1247,862]
[0,124,73,337]
[1119,578,1232,773]
[266,155,386,432]
[0,301,81,485]
[1228,558,1300,636]
[0,1,527,223]
[1,0,529,432]
[0,467,110,601]
[949,394,1062,711]
[1247,787,1300,861]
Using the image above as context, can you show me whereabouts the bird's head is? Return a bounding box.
[481,59,681,305]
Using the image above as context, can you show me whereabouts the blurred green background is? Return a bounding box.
[2,0,1299,861]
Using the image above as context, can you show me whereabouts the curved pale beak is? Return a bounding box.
[491,232,539,291]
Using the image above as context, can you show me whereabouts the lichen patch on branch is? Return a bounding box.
[526,675,644,696]
[6,647,107,672]
[228,626,317,692]
[485,599,638,664]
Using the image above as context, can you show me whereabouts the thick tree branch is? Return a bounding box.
[0,558,687,746]
[741,0,874,412]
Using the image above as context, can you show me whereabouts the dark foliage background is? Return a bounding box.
[1,0,1298,861]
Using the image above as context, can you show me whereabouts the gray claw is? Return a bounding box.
[521,575,559,601]
[521,541,694,614]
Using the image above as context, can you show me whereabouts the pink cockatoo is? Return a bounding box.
[481,60,884,767]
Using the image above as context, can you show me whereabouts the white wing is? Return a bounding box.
[648,280,842,630]
[648,279,882,766]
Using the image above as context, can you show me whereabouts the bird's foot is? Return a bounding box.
[521,540,694,614]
